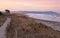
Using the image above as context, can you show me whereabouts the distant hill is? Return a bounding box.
[19,11,58,15]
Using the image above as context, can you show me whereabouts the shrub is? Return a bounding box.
[0,11,3,16]
[5,9,10,13]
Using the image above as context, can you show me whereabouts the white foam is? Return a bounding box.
[26,13,60,22]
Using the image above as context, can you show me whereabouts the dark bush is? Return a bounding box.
[0,11,3,16]
[5,9,10,13]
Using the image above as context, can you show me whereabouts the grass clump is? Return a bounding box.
[6,13,60,38]
[0,15,7,27]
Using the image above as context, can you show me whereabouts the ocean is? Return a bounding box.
[25,13,60,22]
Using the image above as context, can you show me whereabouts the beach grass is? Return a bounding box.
[0,15,7,27]
[6,13,60,38]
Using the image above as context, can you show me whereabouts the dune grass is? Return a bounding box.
[5,13,60,38]
[0,15,7,27]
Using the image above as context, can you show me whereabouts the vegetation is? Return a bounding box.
[0,15,7,27]
[6,13,60,38]
[0,11,3,16]
[5,9,10,13]
[0,10,10,27]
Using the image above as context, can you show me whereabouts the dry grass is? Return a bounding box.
[4,13,60,38]
[0,15,7,26]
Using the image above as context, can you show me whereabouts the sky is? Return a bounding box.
[0,0,60,13]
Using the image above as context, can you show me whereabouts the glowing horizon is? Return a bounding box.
[0,0,60,12]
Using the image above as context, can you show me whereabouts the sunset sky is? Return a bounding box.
[0,0,60,12]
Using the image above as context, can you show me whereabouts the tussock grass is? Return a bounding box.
[4,13,60,38]
[0,15,7,26]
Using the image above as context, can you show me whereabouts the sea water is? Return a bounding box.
[25,13,60,22]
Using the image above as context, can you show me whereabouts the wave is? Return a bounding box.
[26,13,60,22]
